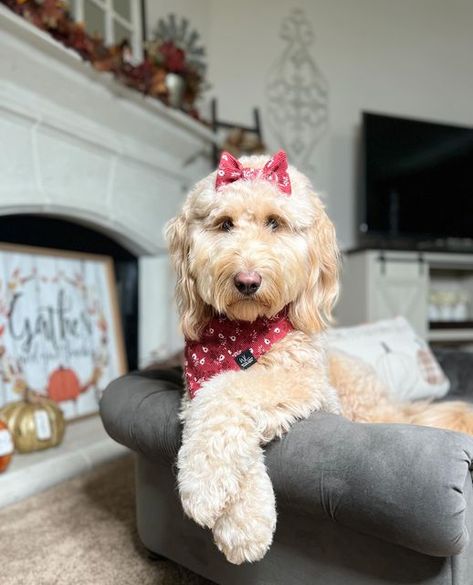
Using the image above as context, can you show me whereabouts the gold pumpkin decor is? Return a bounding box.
[0,389,65,453]
[0,418,14,472]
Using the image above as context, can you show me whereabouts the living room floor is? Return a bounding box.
[1,456,212,585]
[0,416,127,509]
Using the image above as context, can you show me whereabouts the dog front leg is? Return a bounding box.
[212,448,276,564]
[207,367,340,563]
[177,371,262,529]
[178,365,340,556]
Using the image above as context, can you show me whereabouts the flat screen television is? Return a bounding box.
[360,112,473,249]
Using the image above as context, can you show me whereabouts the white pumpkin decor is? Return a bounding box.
[376,341,419,399]
[327,317,450,403]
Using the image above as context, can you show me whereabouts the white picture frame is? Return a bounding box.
[0,243,127,420]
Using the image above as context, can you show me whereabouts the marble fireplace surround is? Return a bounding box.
[0,6,217,506]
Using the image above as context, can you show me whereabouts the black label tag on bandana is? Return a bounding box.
[235,349,257,370]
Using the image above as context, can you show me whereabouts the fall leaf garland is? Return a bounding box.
[1,0,205,118]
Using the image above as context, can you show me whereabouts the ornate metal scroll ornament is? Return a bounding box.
[266,9,329,171]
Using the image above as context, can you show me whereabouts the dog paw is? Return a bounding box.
[178,453,242,528]
[212,500,276,564]
[212,465,277,564]
[179,486,229,529]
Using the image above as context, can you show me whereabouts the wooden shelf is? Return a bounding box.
[429,320,473,330]
[428,328,473,342]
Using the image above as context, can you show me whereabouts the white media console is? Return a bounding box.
[335,249,473,346]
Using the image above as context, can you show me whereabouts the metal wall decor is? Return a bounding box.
[266,9,329,172]
[150,13,207,77]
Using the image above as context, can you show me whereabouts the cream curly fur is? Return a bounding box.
[166,154,473,565]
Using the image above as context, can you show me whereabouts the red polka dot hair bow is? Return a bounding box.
[215,149,292,195]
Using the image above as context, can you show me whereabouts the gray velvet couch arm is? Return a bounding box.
[100,371,473,559]
[100,369,183,462]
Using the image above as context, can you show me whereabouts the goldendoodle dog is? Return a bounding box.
[165,150,473,565]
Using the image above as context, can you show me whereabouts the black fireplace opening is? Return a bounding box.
[0,214,138,371]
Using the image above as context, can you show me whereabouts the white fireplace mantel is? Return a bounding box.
[0,6,219,365]
[0,5,217,256]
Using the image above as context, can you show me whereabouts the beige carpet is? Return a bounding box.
[1,456,212,585]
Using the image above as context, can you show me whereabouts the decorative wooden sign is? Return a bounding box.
[0,243,127,420]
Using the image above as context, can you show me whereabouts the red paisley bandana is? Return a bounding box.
[215,150,291,195]
[185,310,294,398]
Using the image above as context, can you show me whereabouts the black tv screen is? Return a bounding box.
[361,112,473,244]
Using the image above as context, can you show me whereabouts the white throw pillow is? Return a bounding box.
[326,317,450,402]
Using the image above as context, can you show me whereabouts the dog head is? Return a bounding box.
[165,152,339,340]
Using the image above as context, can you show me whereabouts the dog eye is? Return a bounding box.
[220,219,234,232]
[266,217,280,230]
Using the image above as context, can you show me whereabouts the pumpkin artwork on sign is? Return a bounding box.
[47,367,84,402]
[376,341,418,400]
[46,365,102,404]
[47,367,81,402]
[0,389,65,453]
[0,417,14,472]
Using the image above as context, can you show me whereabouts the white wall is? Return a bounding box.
[146,0,473,248]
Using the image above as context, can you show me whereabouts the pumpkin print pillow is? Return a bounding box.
[326,317,450,402]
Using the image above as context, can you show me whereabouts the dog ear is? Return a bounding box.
[288,199,340,334]
[165,213,210,340]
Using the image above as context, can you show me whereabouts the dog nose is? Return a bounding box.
[234,271,262,296]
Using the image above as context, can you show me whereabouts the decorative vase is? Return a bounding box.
[0,390,65,453]
[165,72,185,109]
[0,418,14,472]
